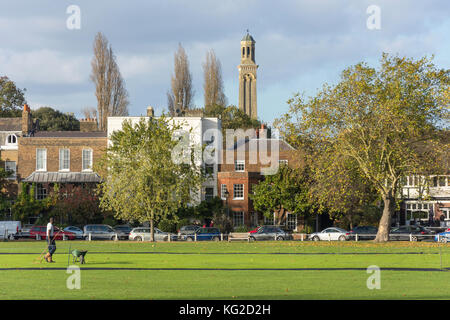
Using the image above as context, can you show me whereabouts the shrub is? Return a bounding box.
[158,219,177,233]
[234,225,249,232]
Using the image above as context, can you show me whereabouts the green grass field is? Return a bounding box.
[0,240,448,300]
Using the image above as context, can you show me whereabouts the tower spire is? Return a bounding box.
[238,31,258,119]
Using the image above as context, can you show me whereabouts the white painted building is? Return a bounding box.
[397,175,450,227]
[107,113,221,204]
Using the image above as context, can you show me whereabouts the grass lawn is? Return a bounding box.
[0,240,448,300]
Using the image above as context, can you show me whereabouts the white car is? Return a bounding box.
[309,227,349,241]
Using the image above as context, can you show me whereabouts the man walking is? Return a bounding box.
[44,217,56,263]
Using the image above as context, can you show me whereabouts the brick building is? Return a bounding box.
[217,133,300,230]
[17,118,107,200]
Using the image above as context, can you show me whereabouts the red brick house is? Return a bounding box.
[217,136,299,230]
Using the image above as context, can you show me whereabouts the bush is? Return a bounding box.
[234,225,249,232]
[212,213,233,234]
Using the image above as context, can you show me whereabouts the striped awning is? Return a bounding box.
[23,172,101,183]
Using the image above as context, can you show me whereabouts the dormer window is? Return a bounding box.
[6,134,17,145]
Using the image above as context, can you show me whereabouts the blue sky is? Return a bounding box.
[0,0,449,125]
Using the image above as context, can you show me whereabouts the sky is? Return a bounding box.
[0,0,449,125]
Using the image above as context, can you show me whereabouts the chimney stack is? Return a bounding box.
[147,106,154,117]
[22,104,32,135]
[80,118,99,132]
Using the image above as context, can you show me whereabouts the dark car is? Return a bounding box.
[182,227,221,241]
[249,226,292,241]
[178,225,201,237]
[389,225,435,241]
[348,226,378,240]
[114,225,132,238]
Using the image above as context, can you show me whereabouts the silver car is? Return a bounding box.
[83,224,127,240]
[308,227,349,241]
[129,227,177,241]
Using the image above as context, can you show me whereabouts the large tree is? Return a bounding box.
[97,117,203,241]
[167,44,194,116]
[275,54,449,242]
[250,165,312,225]
[90,32,129,131]
[32,106,80,131]
[203,49,227,110]
[0,76,26,117]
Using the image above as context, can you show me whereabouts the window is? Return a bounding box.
[438,176,447,187]
[59,149,70,171]
[233,211,244,227]
[221,184,228,200]
[264,213,274,226]
[204,164,214,175]
[82,149,93,171]
[286,213,297,231]
[36,149,47,171]
[36,184,47,200]
[205,187,214,201]
[233,184,244,200]
[235,160,245,172]
[5,161,16,179]
[6,134,17,145]
[405,202,433,221]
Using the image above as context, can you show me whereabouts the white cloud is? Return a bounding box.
[0,49,89,84]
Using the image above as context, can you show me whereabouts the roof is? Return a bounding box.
[0,118,21,131]
[30,131,107,138]
[241,33,255,42]
[23,172,101,183]
[227,138,296,151]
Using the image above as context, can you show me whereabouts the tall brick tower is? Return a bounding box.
[238,31,258,119]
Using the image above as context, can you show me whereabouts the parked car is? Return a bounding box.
[182,227,221,241]
[0,221,22,240]
[129,227,178,241]
[434,231,450,243]
[177,225,200,238]
[308,227,350,241]
[83,224,128,240]
[29,226,76,240]
[389,225,435,241]
[249,226,261,234]
[114,225,132,237]
[64,226,84,239]
[348,226,378,240]
[248,226,292,241]
[20,224,34,238]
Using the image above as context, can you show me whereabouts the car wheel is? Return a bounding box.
[411,236,418,242]
[439,237,447,243]
[249,236,256,242]
[213,236,220,242]
[338,235,346,241]
[276,236,284,241]
[135,236,143,241]
[186,237,193,242]
[312,236,320,241]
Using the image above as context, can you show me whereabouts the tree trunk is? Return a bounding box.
[374,193,395,242]
[150,218,154,242]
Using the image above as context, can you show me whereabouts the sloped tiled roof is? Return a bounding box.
[31,131,107,138]
[23,172,101,183]
[0,118,21,131]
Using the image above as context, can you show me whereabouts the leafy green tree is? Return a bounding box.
[204,104,262,134]
[32,107,80,131]
[97,117,204,241]
[250,165,312,225]
[275,54,449,242]
[12,183,54,223]
[0,76,26,117]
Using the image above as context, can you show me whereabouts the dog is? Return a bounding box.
[71,249,88,264]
